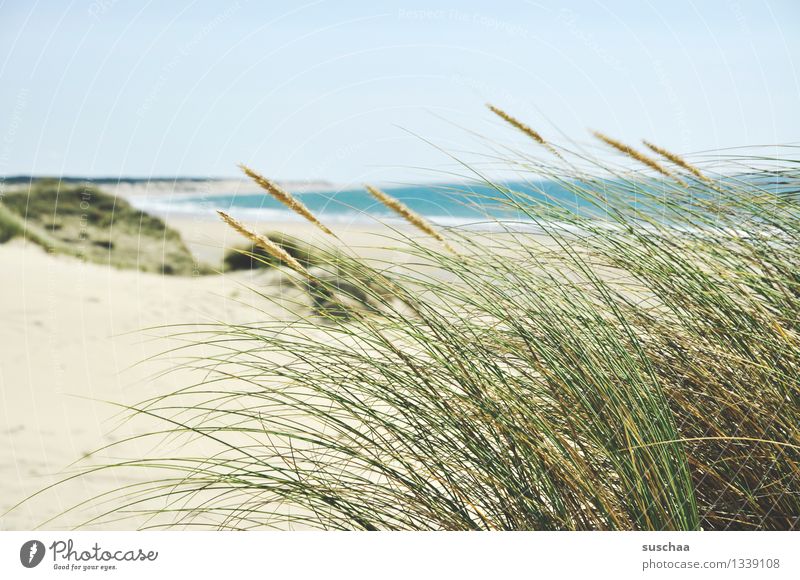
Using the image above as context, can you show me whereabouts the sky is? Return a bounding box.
[1,0,798,186]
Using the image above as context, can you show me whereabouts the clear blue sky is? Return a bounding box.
[1,0,798,185]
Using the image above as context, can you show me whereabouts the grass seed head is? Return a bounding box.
[366,185,456,253]
[642,140,712,183]
[239,163,335,237]
[488,104,565,160]
[217,210,311,277]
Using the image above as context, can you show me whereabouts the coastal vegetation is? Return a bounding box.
[1,179,199,275]
[22,111,800,531]
[222,231,320,272]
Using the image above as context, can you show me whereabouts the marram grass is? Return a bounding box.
[365,184,456,254]
[593,130,687,187]
[239,163,335,237]
[18,116,800,531]
[217,210,311,278]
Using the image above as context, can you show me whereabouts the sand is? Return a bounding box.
[0,218,405,530]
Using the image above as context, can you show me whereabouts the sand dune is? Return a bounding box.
[0,219,389,529]
[1,197,436,529]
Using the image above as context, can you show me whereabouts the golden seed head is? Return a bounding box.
[366,185,456,254]
[593,131,687,186]
[642,140,712,183]
[488,104,546,145]
[487,104,565,160]
[239,163,335,237]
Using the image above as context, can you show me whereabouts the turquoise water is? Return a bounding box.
[141,180,600,226]
[133,175,796,228]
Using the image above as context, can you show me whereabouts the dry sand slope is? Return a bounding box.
[0,236,299,529]
[0,219,405,529]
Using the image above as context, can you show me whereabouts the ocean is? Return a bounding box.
[132,180,601,228]
[130,174,795,230]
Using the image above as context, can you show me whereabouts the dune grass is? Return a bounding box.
[0,201,25,243]
[222,230,322,272]
[21,117,800,531]
[1,179,200,274]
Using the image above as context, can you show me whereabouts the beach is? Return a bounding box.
[0,212,395,530]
